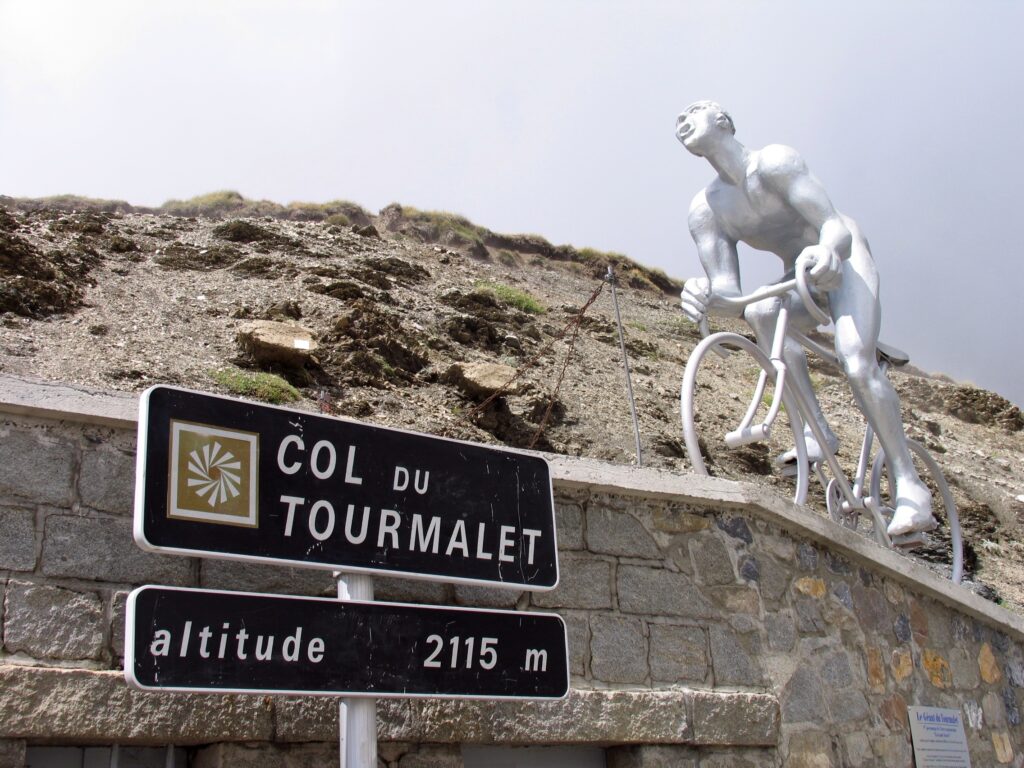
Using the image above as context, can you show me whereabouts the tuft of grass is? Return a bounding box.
[210,368,300,404]
[325,212,351,227]
[161,190,248,217]
[475,281,545,314]
[401,206,488,245]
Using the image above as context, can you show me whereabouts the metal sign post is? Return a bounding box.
[338,572,376,768]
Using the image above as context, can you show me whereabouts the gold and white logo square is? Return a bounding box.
[168,420,259,527]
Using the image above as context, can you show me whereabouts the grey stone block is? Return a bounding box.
[827,688,869,724]
[374,577,449,605]
[78,446,135,515]
[708,624,763,686]
[453,584,520,608]
[715,515,752,544]
[699,749,779,768]
[192,741,339,767]
[586,507,660,558]
[820,652,853,688]
[649,624,707,683]
[690,533,735,585]
[0,508,36,572]
[0,428,75,507]
[787,730,836,768]
[0,740,25,768]
[757,557,790,602]
[590,614,647,683]
[563,611,590,676]
[532,554,612,610]
[41,514,192,586]
[691,691,779,746]
[765,612,796,652]
[949,647,980,689]
[606,745,697,768]
[554,501,584,550]
[617,565,716,618]
[781,666,825,723]
[4,580,103,660]
[398,745,463,768]
[110,590,128,659]
[200,559,336,597]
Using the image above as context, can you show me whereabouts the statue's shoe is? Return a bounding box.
[774,429,839,468]
[886,482,938,537]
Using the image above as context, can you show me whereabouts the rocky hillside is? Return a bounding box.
[2,194,1023,609]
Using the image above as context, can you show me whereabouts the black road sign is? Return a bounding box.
[125,586,569,699]
[134,386,557,589]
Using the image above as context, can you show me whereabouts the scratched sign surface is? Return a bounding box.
[126,586,569,698]
[134,386,558,589]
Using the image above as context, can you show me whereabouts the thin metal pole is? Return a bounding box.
[109,744,119,768]
[607,266,643,466]
[337,573,377,768]
[165,745,175,768]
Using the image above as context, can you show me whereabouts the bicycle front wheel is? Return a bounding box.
[681,331,808,505]
[869,439,964,584]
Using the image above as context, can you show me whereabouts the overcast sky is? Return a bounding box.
[3,1,1023,405]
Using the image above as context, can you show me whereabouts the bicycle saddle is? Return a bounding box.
[875,341,910,367]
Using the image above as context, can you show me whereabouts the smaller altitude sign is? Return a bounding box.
[125,586,569,700]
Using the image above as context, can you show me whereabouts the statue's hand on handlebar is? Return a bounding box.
[796,245,843,291]
[680,277,711,324]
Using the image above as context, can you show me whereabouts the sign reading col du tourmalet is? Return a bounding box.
[134,386,558,589]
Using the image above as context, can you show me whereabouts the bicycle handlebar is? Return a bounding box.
[697,259,831,338]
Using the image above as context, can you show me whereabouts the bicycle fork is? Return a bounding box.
[725,302,792,448]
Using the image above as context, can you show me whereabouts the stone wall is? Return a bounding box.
[2,375,1024,767]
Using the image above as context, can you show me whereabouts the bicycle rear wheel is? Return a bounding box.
[681,331,808,505]
[869,439,964,584]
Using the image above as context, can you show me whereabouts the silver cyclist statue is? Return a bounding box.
[676,100,936,538]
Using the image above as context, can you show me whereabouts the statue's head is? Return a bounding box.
[676,101,735,155]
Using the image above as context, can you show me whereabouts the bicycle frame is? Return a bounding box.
[690,266,893,543]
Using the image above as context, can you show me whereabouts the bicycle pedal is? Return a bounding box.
[891,532,927,550]
[778,462,801,478]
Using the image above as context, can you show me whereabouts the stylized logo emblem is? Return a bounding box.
[168,420,259,527]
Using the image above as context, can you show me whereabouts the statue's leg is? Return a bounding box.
[743,298,838,462]
[830,242,936,536]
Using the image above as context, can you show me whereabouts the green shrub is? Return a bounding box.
[475,281,545,314]
[326,213,351,227]
[210,368,300,404]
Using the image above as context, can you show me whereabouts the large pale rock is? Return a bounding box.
[236,320,317,367]
[443,362,518,399]
[0,666,273,743]
[691,692,778,746]
[275,689,694,744]
[4,581,103,660]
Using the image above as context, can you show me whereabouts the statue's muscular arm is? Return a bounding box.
[758,144,852,288]
[685,190,744,319]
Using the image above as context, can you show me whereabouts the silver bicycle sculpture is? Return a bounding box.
[680,263,964,583]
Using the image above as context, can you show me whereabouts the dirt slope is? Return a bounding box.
[2,200,1023,609]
